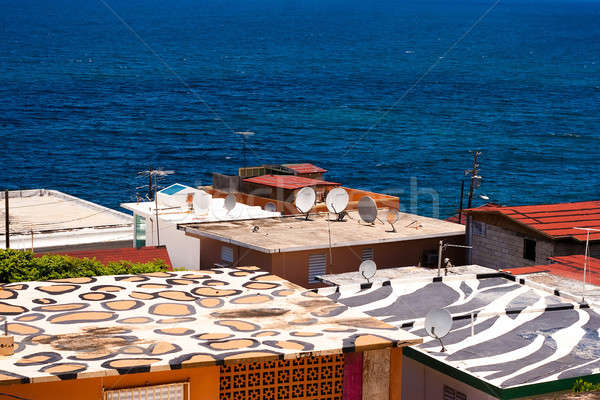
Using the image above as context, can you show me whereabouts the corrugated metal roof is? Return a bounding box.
[505,255,600,285]
[41,246,173,269]
[282,163,328,174]
[466,201,600,242]
[243,175,339,190]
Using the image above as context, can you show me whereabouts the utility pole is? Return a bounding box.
[467,151,481,209]
[458,180,465,224]
[4,190,8,249]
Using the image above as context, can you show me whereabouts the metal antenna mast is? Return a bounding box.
[136,167,174,246]
[236,131,255,168]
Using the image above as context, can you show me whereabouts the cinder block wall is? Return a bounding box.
[471,224,554,269]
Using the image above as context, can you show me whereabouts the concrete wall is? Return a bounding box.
[194,234,465,288]
[0,366,219,400]
[145,215,200,270]
[402,355,497,400]
[471,222,554,269]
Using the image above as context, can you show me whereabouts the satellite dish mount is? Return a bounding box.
[359,260,377,283]
[425,309,452,353]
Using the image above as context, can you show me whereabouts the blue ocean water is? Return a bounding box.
[1,0,599,218]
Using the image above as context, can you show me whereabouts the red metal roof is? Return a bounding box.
[244,175,339,190]
[465,201,600,242]
[446,203,500,225]
[282,163,328,174]
[505,255,600,285]
[41,246,173,269]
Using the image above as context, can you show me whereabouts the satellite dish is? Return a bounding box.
[224,193,237,212]
[295,187,316,219]
[326,188,349,214]
[358,196,378,224]
[264,202,277,212]
[359,260,377,283]
[425,308,452,352]
[385,209,400,232]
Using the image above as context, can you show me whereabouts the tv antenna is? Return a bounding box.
[326,187,349,221]
[295,187,316,220]
[358,196,378,225]
[385,209,400,232]
[136,167,174,246]
[235,131,255,168]
[425,308,452,352]
[224,193,237,213]
[437,240,472,277]
[359,260,377,283]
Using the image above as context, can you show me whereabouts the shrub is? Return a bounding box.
[572,378,600,393]
[0,249,167,283]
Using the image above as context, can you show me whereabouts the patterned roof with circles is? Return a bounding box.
[0,267,420,385]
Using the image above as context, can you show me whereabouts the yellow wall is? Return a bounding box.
[0,366,219,400]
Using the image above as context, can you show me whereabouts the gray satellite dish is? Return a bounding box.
[385,209,400,232]
[224,193,237,213]
[264,202,277,212]
[358,196,378,224]
[359,260,377,283]
[326,188,349,214]
[425,308,452,352]
[295,187,316,220]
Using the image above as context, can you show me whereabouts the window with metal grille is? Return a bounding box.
[443,385,467,400]
[221,246,234,264]
[362,248,374,261]
[523,238,536,261]
[308,254,327,283]
[104,382,189,400]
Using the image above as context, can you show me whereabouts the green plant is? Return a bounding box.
[572,378,600,393]
[0,249,167,283]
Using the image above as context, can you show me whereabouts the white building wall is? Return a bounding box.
[145,216,200,270]
[402,355,498,400]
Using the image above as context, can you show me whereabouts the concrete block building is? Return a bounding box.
[464,201,600,269]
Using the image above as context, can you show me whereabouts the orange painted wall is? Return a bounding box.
[195,234,465,288]
[0,366,219,400]
[389,347,403,400]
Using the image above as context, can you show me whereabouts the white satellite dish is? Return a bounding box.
[295,187,316,219]
[425,308,452,352]
[264,202,277,212]
[359,260,377,283]
[224,193,237,213]
[385,209,400,232]
[358,196,378,224]
[326,188,349,221]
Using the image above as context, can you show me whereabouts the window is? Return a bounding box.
[104,382,189,400]
[443,385,467,400]
[523,238,536,261]
[221,246,234,264]
[134,215,146,248]
[472,221,486,236]
[362,248,374,261]
[308,254,327,284]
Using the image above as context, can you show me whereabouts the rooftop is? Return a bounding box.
[281,163,328,175]
[243,175,339,190]
[317,264,496,286]
[315,270,600,397]
[505,255,600,285]
[121,184,280,223]
[40,246,173,269]
[466,200,600,242]
[0,267,420,385]
[1,190,132,250]
[180,211,465,253]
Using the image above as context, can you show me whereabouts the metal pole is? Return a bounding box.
[467,152,479,209]
[4,190,9,249]
[154,176,160,246]
[437,240,443,277]
[148,166,153,200]
[458,180,465,224]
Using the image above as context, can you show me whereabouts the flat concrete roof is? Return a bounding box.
[1,189,131,234]
[180,210,465,253]
[315,271,599,395]
[318,264,496,286]
[0,268,420,385]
